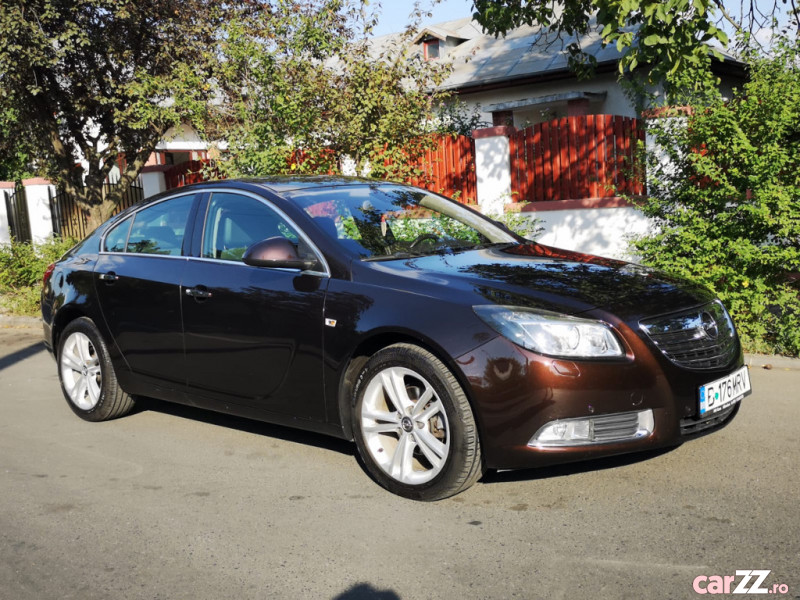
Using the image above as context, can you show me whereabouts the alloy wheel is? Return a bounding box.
[360,366,451,485]
[60,332,102,410]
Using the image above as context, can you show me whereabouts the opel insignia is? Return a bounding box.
[42,177,752,500]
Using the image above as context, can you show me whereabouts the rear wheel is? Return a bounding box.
[352,343,483,501]
[58,317,134,421]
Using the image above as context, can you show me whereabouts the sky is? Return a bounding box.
[369,0,475,37]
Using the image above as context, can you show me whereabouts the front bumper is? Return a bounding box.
[455,329,745,471]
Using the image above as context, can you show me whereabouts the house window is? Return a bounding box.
[492,111,514,127]
[423,39,440,60]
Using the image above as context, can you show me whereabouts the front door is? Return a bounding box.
[181,191,328,420]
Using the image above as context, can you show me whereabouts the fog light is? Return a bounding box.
[529,409,654,448]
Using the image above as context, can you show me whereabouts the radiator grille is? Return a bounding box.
[640,301,738,370]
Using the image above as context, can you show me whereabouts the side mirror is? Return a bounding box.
[242,237,318,271]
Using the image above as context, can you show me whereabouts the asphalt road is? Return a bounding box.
[1,324,798,600]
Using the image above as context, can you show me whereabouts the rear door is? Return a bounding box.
[94,192,199,387]
[181,190,329,420]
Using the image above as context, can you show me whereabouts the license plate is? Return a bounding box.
[699,366,751,416]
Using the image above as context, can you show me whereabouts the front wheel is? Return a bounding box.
[58,317,134,422]
[352,344,483,501]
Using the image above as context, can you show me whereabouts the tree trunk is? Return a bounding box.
[79,184,125,233]
[85,200,119,233]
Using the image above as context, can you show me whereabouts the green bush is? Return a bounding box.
[0,286,42,317]
[0,236,77,316]
[633,37,800,356]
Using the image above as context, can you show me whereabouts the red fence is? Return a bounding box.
[162,139,479,204]
[406,134,478,204]
[509,115,644,203]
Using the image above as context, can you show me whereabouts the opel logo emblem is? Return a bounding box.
[701,312,719,340]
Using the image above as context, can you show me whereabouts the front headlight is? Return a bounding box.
[473,305,624,358]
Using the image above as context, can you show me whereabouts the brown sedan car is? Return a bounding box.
[42,177,752,500]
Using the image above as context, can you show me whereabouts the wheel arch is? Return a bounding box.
[336,329,480,442]
[51,305,89,358]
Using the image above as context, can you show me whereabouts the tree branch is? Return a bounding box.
[709,0,745,33]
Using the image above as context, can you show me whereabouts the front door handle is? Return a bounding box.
[185,286,212,299]
[99,271,119,282]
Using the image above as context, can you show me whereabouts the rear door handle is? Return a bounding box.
[99,272,119,282]
[185,286,212,299]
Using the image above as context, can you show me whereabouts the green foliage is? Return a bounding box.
[472,0,797,96]
[0,237,77,316]
[213,0,454,182]
[0,237,77,289]
[0,105,35,182]
[495,208,544,240]
[0,286,42,317]
[0,0,223,223]
[632,37,800,356]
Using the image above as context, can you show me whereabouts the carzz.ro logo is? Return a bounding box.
[693,570,790,595]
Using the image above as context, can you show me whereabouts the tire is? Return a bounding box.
[57,317,134,422]
[352,343,483,501]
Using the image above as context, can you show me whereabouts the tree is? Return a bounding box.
[632,36,800,356]
[472,0,800,90]
[211,0,454,182]
[0,104,34,182]
[0,0,224,229]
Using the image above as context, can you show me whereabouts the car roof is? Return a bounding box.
[251,175,382,193]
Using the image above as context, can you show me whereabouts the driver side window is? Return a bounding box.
[202,192,310,263]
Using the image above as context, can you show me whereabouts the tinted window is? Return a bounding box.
[103,217,132,253]
[201,192,310,263]
[126,195,194,256]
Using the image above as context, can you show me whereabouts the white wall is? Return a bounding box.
[0,188,12,245]
[525,206,653,261]
[24,183,57,244]
[474,133,512,211]
[140,171,167,199]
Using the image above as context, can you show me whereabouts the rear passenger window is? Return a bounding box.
[104,217,132,253]
[126,195,194,256]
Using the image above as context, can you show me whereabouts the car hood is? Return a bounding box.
[367,243,714,319]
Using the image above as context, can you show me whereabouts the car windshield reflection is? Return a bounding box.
[289,184,517,260]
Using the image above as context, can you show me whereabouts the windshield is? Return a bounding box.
[288,184,517,260]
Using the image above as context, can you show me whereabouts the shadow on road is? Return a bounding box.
[482,446,679,485]
[0,341,44,372]
[133,396,356,457]
[333,584,401,600]
[133,397,680,486]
